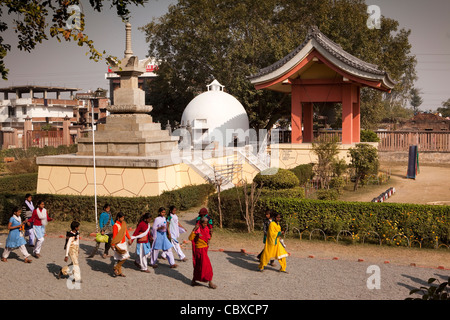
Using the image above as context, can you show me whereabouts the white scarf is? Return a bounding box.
[13,214,21,223]
[130,223,151,240]
[37,208,48,226]
[25,200,34,211]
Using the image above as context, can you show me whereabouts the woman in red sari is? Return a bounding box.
[189,217,217,289]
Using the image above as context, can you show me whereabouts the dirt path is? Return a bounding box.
[340,163,450,204]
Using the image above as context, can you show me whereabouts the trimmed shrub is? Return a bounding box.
[360,130,380,142]
[290,164,314,185]
[253,168,299,189]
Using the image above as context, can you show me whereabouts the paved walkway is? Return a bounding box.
[0,211,447,302]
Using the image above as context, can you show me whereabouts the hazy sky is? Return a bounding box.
[1,0,449,111]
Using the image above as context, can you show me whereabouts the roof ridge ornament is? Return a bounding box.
[207,79,224,92]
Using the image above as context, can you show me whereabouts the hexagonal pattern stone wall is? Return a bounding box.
[37,163,206,197]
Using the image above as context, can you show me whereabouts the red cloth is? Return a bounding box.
[192,246,213,282]
[132,221,151,244]
[191,225,213,282]
[29,208,52,226]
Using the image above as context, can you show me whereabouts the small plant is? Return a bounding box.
[407,277,450,300]
[360,129,380,142]
[348,143,379,191]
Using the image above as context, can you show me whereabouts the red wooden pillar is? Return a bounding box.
[303,102,314,143]
[341,84,353,144]
[352,86,361,143]
[291,83,303,143]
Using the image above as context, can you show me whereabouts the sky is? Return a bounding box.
[1,0,449,111]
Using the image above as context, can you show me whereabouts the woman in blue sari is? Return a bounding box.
[1,207,32,263]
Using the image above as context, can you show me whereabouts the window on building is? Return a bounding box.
[8,106,16,117]
[22,106,27,115]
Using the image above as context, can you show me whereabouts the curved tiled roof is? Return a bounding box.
[249,26,395,88]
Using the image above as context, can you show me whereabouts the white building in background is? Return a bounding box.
[0,86,82,129]
[181,80,251,148]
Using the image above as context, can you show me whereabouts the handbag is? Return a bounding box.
[95,233,109,243]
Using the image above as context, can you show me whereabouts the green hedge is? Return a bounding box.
[257,198,450,246]
[0,145,78,162]
[207,189,450,247]
[0,183,215,225]
[0,173,38,193]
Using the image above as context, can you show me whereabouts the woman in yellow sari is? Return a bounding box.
[258,212,289,273]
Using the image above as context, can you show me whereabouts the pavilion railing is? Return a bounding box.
[277,129,450,152]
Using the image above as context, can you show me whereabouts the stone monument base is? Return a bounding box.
[76,114,179,157]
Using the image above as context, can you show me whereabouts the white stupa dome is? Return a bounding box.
[181,80,250,147]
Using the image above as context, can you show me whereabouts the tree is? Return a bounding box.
[410,88,423,114]
[348,143,379,191]
[141,0,417,130]
[0,0,147,80]
[437,98,450,118]
[311,137,340,189]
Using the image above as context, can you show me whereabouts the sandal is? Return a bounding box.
[24,258,32,263]
[170,264,178,269]
[141,269,151,273]
[208,282,217,289]
[1,258,7,262]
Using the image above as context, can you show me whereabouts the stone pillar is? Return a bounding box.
[291,83,303,143]
[23,116,32,149]
[63,116,71,146]
[124,22,133,58]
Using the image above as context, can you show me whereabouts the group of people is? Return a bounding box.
[2,195,287,287]
[1,196,217,289]
[1,194,52,263]
[85,204,216,288]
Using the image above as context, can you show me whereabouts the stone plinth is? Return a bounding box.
[77,114,179,157]
[36,154,205,197]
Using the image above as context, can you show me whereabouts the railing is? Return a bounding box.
[26,130,68,148]
[376,131,450,152]
[278,129,450,152]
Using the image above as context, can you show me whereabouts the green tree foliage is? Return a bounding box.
[0,0,147,80]
[409,88,423,114]
[142,0,417,130]
[348,143,379,191]
[437,98,450,118]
